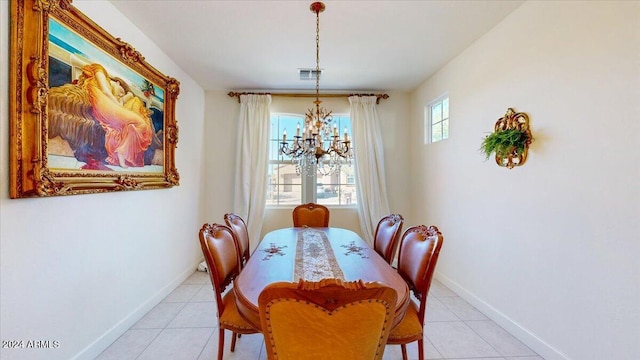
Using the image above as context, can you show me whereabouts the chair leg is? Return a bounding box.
[401,344,408,360]
[418,339,424,360]
[230,332,238,352]
[217,329,225,360]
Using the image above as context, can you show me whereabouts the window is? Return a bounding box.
[426,95,449,143]
[267,113,356,206]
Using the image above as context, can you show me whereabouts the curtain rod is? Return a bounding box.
[227,92,389,104]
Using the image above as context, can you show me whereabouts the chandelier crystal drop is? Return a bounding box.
[279,1,353,176]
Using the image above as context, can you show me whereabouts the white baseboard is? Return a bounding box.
[72,259,203,360]
[434,272,571,360]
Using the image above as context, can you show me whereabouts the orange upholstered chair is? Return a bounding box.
[258,279,397,360]
[373,214,404,264]
[224,213,251,269]
[199,223,259,360]
[387,225,444,360]
[292,203,330,227]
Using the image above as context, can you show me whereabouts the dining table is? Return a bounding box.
[234,227,410,331]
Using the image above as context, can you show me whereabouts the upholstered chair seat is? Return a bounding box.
[218,291,256,333]
[387,301,423,343]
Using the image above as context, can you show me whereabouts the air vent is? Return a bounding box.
[299,69,322,80]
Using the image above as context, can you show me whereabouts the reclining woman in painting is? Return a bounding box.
[48,63,164,170]
[48,63,164,171]
[77,63,153,168]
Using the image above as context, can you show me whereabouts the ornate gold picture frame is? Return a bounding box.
[9,0,180,198]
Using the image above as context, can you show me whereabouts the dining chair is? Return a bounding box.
[224,213,251,269]
[386,225,444,360]
[373,214,404,265]
[198,223,259,360]
[258,278,397,360]
[292,202,330,227]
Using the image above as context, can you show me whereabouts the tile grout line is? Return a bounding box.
[133,300,187,360]
[426,293,530,360]
[195,329,217,360]
[425,293,462,359]
[135,282,204,359]
[134,329,163,360]
[437,294,501,358]
[190,279,218,359]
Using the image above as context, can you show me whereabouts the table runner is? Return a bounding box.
[294,229,345,281]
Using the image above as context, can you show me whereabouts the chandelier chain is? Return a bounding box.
[315,8,320,103]
[279,2,353,176]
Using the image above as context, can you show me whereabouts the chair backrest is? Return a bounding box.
[259,279,397,360]
[224,213,250,267]
[199,223,242,312]
[396,225,443,323]
[292,203,330,227]
[373,214,404,264]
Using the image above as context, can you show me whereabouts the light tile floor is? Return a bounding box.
[96,271,544,360]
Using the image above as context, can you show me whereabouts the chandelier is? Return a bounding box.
[279,1,353,176]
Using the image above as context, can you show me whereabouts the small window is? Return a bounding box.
[425,95,449,143]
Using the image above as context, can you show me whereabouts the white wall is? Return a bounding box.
[0,1,207,359]
[410,1,640,359]
[203,91,412,248]
[203,91,238,227]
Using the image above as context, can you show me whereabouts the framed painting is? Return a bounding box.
[9,0,180,198]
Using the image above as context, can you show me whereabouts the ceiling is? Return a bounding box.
[111,0,523,92]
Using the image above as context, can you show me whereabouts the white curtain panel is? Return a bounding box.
[233,94,272,250]
[349,95,390,245]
